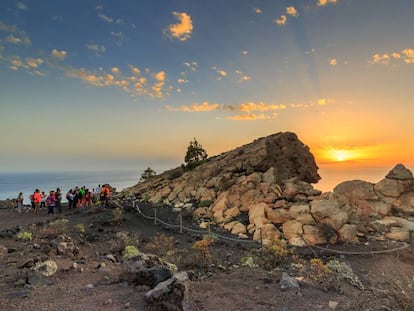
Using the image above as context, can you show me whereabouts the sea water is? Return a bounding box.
[0,170,139,203]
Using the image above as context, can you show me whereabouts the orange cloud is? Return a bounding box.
[165,12,193,41]
[166,102,219,112]
[286,6,298,17]
[226,113,270,121]
[317,0,337,6]
[370,48,414,65]
[275,15,287,26]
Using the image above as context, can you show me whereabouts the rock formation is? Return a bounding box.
[121,132,414,246]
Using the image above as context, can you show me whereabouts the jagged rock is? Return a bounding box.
[289,204,315,225]
[385,163,414,180]
[311,198,349,230]
[122,252,177,288]
[248,202,267,224]
[0,245,8,258]
[231,222,247,235]
[282,220,303,243]
[144,272,192,311]
[393,192,414,215]
[124,132,320,206]
[252,223,281,243]
[385,227,410,241]
[53,235,79,258]
[334,180,378,201]
[374,178,412,198]
[280,272,300,291]
[33,260,58,277]
[302,225,328,245]
[265,207,290,225]
[338,224,359,243]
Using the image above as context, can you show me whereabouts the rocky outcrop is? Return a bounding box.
[120,132,414,246]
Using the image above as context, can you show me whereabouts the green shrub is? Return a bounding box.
[198,200,213,208]
[17,231,33,241]
[122,245,139,260]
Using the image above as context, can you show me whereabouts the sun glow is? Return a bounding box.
[317,147,365,163]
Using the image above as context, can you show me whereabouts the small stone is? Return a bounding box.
[280,272,299,291]
[124,302,131,309]
[329,300,339,309]
[86,283,95,289]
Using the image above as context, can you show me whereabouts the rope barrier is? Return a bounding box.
[134,203,259,245]
[131,201,411,254]
[307,243,410,255]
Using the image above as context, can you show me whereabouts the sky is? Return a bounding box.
[1,0,414,191]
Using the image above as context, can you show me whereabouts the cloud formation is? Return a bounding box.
[275,15,287,26]
[51,49,67,61]
[164,12,193,41]
[63,65,171,99]
[329,58,337,66]
[286,6,298,17]
[165,98,336,121]
[370,48,414,65]
[275,6,298,26]
[85,43,106,55]
[0,21,31,46]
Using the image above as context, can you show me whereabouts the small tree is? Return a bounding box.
[140,167,156,182]
[184,138,208,170]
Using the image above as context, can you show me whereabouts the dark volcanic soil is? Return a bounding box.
[0,205,414,311]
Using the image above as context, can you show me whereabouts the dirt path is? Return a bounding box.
[1,206,414,311]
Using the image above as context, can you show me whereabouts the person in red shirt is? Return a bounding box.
[33,189,42,214]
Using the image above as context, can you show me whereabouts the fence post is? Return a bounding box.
[410,230,414,254]
[179,213,183,234]
[154,208,157,225]
[208,221,211,237]
[132,200,135,209]
[260,227,263,251]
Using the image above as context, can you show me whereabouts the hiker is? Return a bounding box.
[55,188,62,213]
[16,192,24,214]
[33,189,42,214]
[40,191,47,209]
[29,192,35,212]
[84,189,92,208]
[66,189,74,209]
[46,190,56,216]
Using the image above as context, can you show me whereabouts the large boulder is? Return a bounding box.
[393,192,414,216]
[145,272,192,311]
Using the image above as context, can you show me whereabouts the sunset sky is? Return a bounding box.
[1,0,413,191]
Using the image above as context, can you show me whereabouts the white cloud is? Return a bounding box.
[51,49,67,61]
[85,43,106,55]
[241,50,248,56]
[26,57,43,68]
[16,2,28,10]
[164,12,193,41]
[255,8,263,14]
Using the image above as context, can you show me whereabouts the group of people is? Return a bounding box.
[65,185,110,210]
[16,184,111,216]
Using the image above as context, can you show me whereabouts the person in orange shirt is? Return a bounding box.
[33,189,42,214]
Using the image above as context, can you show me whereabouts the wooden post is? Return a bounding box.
[179,214,183,233]
[260,227,263,250]
[154,208,157,224]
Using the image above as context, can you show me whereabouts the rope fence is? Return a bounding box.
[130,200,412,256]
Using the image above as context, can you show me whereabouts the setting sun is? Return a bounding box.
[317,147,366,164]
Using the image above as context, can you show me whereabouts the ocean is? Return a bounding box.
[0,170,139,203]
